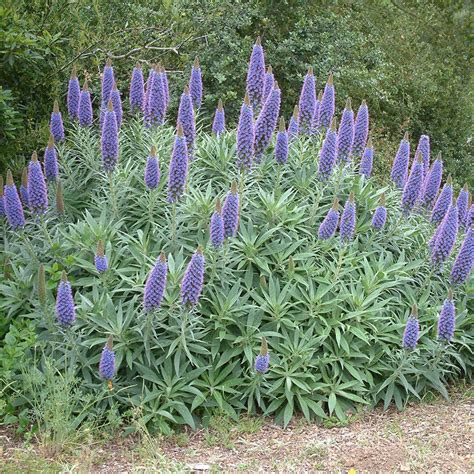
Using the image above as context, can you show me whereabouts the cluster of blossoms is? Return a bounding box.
[1,37,471,393]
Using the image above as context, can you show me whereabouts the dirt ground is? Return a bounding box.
[1,387,473,473]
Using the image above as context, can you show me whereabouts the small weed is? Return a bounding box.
[303,442,329,461]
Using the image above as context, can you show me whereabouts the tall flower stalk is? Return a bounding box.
[318,197,339,240]
[450,227,474,285]
[402,305,419,349]
[415,135,430,176]
[246,36,265,109]
[67,65,80,120]
[50,100,65,142]
[372,194,387,230]
[144,252,168,312]
[352,100,369,157]
[222,181,239,238]
[236,94,254,170]
[340,192,356,243]
[177,85,196,158]
[336,97,354,164]
[27,151,49,215]
[390,132,410,189]
[4,170,25,230]
[317,118,337,181]
[44,134,58,182]
[318,73,335,130]
[262,65,274,104]
[101,100,119,172]
[402,153,423,213]
[56,271,76,327]
[255,337,270,374]
[101,58,115,105]
[298,66,316,134]
[359,137,373,179]
[421,154,443,210]
[189,56,203,110]
[99,335,116,390]
[95,240,108,273]
[437,289,455,342]
[431,176,453,224]
[210,198,225,249]
[456,184,469,229]
[167,124,189,203]
[254,83,281,162]
[78,80,93,127]
[129,62,145,113]
[212,99,225,136]
[180,246,205,307]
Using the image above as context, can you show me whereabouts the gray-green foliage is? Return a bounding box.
[1,118,473,432]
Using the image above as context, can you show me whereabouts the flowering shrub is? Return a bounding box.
[0,42,473,432]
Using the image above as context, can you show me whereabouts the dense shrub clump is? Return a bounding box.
[0,38,473,433]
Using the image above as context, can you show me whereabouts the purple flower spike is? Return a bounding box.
[67,65,80,120]
[312,91,323,132]
[402,305,419,349]
[457,184,469,229]
[390,132,410,189]
[181,246,205,307]
[95,240,108,273]
[78,80,93,127]
[101,58,115,105]
[372,194,387,230]
[0,176,5,217]
[4,170,25,229]
[336,97,354,163]
[50,100,65,142]
[255,337,270,374]
[318,73,335,130]
[177,85,196,158]
[450,227,474,285]
[167,124,189,203]
[359,137,374,178]
[44,135,58,182]
[101,100,119,172]
[431,203,458,267]
[236,93,255,170]
[144,252,168,312]
[288,105,299,140]
[162,67,170,109]
[431,176,453,224]
[275,117,289,165]
[56,271,76,327]
[246,36,266,109]
[340,192,356,243]
[437,289,456,342]
[467,201,474,227]
[146,65,167,127]
[254,83,281,162]
[28,151,48,215]
[352,100,369,157]
[110,83,123,127]
[298,67,316,134]
[421,154,443,209]
[318,197,339,240]
[402,153,424,213]
[20,168,29,206]
[143,67,155,117]
[212,99,225,136]
[262,65,275,105]
[189,56,203,110]
[99,335,116,381]
[129,63,145,113]
[317,118,337,181]
[222,181,240,238]
[210,198,225,249]
[145,146,160,190]
[415,135,430,176]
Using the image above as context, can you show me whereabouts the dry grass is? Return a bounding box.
[1,386,472,473]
